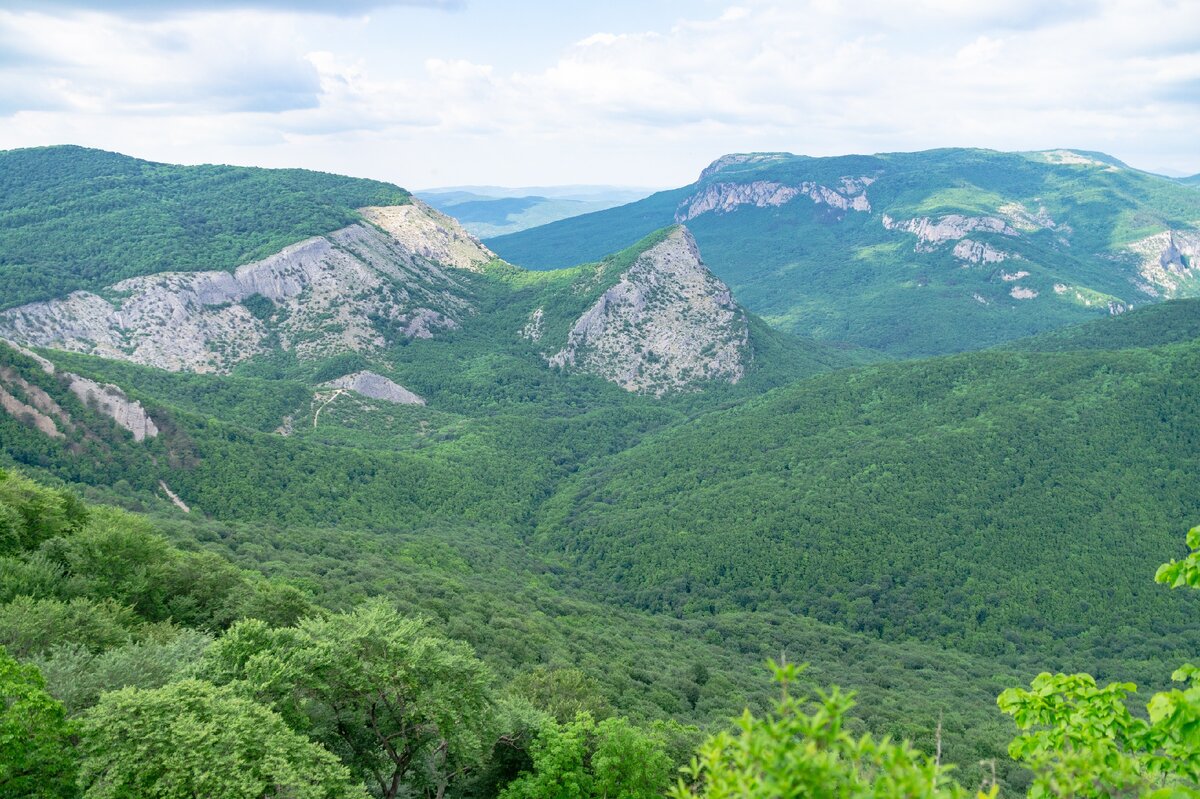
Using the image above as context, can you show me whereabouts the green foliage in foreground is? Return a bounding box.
[3,466,1200,797]
[0,145,411,309]
[79,678,365,799]
[0,647,77,799]
[674,527,1200,799]
[200,605,493,799]
[673,661,975,799]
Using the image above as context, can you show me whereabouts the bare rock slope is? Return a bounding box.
[0,201,493,374]
[0,340,158,441]
[321,371,425,405]
[544,227,750,395]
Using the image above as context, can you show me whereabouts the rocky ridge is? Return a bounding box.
[0,202,492,373]
[541,227,749,395]
[0,340,158,440]
[676,177,873,222]
[1128,229,1200,298]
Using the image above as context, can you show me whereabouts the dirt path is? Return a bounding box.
[158,480,190,513]
[312,389,347,428]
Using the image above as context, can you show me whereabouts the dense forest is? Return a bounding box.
[4,469,1200,797]
[0,146,411,308]
[3,146,1200,796]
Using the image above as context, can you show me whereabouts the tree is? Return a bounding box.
[669,659,969,799]
[77,678,364,799]
[200,602,493,799]
[996,525,1200,797]
[499,712,673,799]
[0,645,78,799]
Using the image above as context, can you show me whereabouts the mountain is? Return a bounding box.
[1181,174,1200,188]
[487,148,1200,357]
[417,185,654,238]
[0,145,412,310]
[534,312,1200,675]
[5,145,1200,795]
[0,147,838,395]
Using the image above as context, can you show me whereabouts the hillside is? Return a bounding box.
[488,148,1200,356]
[4,146,1200,796]
[0,145,412,309]
[534,333,1200,676]
[1004,297,1200,352]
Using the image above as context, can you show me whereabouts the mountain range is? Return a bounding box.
[2,144,1198,794]
[487,148,1200,356]
[417,185,654,238]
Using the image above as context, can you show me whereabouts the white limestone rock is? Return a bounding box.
[546,227,749,396]
[0,206,481,373]
[1127,228,1200,298]
[883,214,1019,252]
[322,371,425,405]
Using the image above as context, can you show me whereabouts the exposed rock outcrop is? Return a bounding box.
[953,239,1011,264]
[883,213,1019,252]
[0,204,489,373]
[676,177,872,222]
[321,371,425,405]
[361,201,496,271]
[546,228,749,396]
[1128,229,1200,298]
[698,153,792,181]
[66,376,159,441]
[0,340,158,440]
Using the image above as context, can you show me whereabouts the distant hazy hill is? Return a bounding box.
[418,184,653,237]
[488,148,1200,357]
[0,146,414,310]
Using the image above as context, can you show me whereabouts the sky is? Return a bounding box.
[0,0,1197,189]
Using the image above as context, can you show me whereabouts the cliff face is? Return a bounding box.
[544,227,750,395]
[0,202,492,374]
[676,176,873,222]
[0,340,158,441]
[1127,229,1200,298]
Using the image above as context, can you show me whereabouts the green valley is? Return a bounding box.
[2,146,1199,798]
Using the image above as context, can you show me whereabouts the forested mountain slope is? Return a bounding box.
[0,146,414,309]
[4,146,1200,796]
[534,333,1200,675]
[488,148,1200,356]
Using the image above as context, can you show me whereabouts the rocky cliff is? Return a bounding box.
[0,340,158,441]
[676,177,872,222]
[0,201,492,373]
[542,227,749,395]
[1128,229,1200,298]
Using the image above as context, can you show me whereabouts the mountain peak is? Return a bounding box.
[698,152,797,181]
[542,225,750,395]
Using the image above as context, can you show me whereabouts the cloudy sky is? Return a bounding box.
[0,0,1196,188]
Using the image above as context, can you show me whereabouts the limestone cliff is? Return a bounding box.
[676,177,873,222]
[544,228,749,395]
[0,340,158,440]
[1128,229,1200,298]
[321,371,425,405]
[0,202,492,373]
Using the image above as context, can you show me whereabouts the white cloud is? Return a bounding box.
[0,0,1196,186]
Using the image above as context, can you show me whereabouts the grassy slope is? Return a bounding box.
[0,146,411,309]
[487,149,1200,356]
